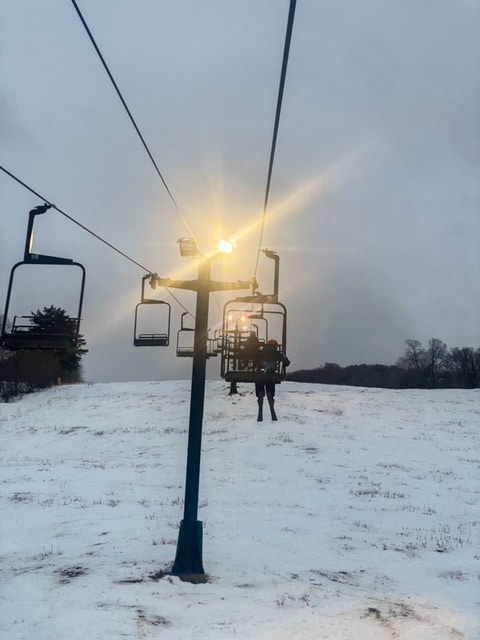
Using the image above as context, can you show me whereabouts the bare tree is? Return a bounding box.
[424,338,449,388]
[448,347,479,388]
[397,338,449,388]
[396,339,427,387]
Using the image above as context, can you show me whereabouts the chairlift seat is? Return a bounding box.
[2,330,76,351]
[177,346,194,357]
[134,333,169,347]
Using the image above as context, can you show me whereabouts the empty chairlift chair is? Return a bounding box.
[133,274,171,347]
[1,204,86,352]
[176,312,195,357]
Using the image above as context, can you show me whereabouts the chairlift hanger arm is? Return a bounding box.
[23,204,51,260]
[140,273,170,303]
[262,249,279,299]
[23,203,75,265]
[231,251,280,303]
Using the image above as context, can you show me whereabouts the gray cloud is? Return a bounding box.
[1,1,479,382]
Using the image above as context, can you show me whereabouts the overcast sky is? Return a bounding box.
[1,0,479,382]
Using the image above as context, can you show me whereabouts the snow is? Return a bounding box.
[1,380,479,639]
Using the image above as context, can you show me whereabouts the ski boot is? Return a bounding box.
[267,392,277,421]
[257,395,264,422]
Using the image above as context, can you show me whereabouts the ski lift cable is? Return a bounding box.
[253,0,297,279]
[0,165,151,272]
[0,165,195,319]
[69,0,199,247]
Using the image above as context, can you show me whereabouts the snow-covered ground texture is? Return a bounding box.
[1,381,479,639]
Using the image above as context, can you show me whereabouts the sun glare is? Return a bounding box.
[217,239,236,254]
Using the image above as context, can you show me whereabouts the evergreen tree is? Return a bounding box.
[30,305,74,333]
[30,305,88,376]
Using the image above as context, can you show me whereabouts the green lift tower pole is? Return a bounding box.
[153,252,252,577]
[172,257,210,575]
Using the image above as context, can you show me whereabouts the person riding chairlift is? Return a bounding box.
[241,331,260,369]
[255,338,290,422]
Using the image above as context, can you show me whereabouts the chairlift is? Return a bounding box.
[219,250,287,384]
[175,315,220,359]
[133,274,171,347]
[0,205,86,351]
[220,298,287,383]
[206,330,219,358]
[210,329,223,355]
[176,312,195,357]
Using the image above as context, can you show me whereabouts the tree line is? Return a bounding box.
[2,314,479,400]
[287,338,480,389]
[0,306,87,402]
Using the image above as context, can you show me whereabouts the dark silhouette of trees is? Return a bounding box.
[396,339,426,386]
[3,310,479,399]
[29,306,88,374]
[424,338,449,388]
[447,347,480,389]
[287,363,410,388]
[0,306,87,401]
[396,338,449,388]
[287,338,479,389]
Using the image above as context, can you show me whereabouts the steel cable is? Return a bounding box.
[69,0,198,243]
[0,165,194,317]
[254,0,297,278]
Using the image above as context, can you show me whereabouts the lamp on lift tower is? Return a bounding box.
[177,237,201,258]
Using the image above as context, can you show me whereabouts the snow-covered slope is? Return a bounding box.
[1,381,479,639]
